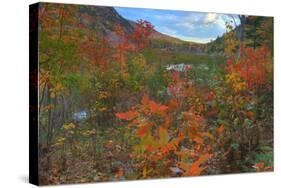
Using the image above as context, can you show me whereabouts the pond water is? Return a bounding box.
[166,63,192,72]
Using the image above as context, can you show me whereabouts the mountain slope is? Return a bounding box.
[79,6,135,34]
[78,5,206,52]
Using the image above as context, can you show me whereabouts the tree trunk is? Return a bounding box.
[238,15,247,57]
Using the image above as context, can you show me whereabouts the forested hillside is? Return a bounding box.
[37,3,273,185]
[206,16,273,54]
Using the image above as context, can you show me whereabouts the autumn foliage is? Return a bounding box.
[226,46,273,90]
[37,3,273,185]
[115,71,219,177]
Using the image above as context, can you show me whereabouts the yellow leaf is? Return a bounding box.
[63,123,76,130]
[142,165,147,178]
[99,107,107,112]
[158,127,169,146]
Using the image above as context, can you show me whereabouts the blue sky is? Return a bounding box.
[115,7,240,43]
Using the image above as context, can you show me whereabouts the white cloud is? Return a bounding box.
[216,16,227,29]
[204,13,219,25]
[203,13,233,30]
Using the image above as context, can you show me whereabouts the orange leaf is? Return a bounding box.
[149,101,158,112]
[253,162,265,172]
[188,164,204,176]
[158,104,169,112]
[146,145,156,152]
[115,110,138,121]
[149,101,169,115]
[136,122,152,137]
[168,98,179,110]
[194,153,212,166]
[246,111,255,119]
[217,125,225,134]
[193,136,203,144]
[127,119,140,128]
[141,95,149,105]
[183,153,211,176]
[115,167,124,180]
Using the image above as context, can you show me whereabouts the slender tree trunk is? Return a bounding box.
[58,6,65,40]
[45,85,52,171]
[39,81,47,115]
[46,85,52,148]
[238,15,246,57]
